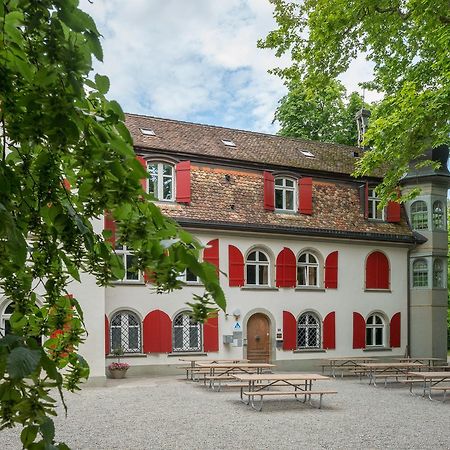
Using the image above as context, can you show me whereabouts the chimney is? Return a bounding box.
[355,109,371,148]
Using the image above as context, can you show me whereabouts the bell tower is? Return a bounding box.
[401,145,450,359]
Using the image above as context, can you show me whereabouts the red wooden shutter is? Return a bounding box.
[366,251,389,289]
[325,251,338,289]
[299,177,313,214]
[322,312,336,349]
[276,248,296,288]
[104,212,116,248]
[204,239,219,273]
[136,156,148,191]
[203,315,219,352]
[176,161,191,204]
[353,312,366,349]
[390,312,401,348]
[143,310,172,353]
[104,315,110,355]
[386,201,401,223]
[283,311,297,350]
[263,171,275,211]
[228,245,244,287]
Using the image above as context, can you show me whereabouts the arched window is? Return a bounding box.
[110,310,141,353]
[173,311,202,352]
[246,250,270,286]
[274,177,296,211]
[366,314,385,347]
[365,251,390,289]
[433,259,444,288]
[297,312,321,349]
[148,162,174,201]
[0,303,14,337]
[432,201,445,230]
[412,259,428,287]
[297,252,319,286]
[411,201,428,230]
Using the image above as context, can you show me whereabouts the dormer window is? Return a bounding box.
[368,188,385,220]
[275,177,296,211]
[147,162,174,201]
[221,139,236,147]
[139,127,156,136]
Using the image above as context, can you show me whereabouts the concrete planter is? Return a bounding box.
[108,368,128,379]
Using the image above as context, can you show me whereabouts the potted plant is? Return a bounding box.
[107,347,130,379]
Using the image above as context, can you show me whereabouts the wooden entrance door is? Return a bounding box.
[246,313,270,363]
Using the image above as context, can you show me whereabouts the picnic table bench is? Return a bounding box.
[232,373,336,411]
[406,371,450,401]
[358,362,424,387]
[178,358,249,380]
[321,357,377,378]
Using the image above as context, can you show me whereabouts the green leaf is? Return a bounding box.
[7,347,41,379]
[95,74,110,95]
[39,417,55,444]
[21,425,39,447]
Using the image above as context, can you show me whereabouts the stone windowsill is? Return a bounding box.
[241,286,279,291]
[295,287,326,292]
[167,352,208,357]
[293,349,327,354]
[363,347,392,352]
[106,353,147,358]
[364,289,391,293]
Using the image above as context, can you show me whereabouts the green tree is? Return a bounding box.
[259,0,450,203]
[275,77,368,146]
[0,1,224,448]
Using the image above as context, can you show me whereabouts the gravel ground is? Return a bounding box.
[1,374,449,449]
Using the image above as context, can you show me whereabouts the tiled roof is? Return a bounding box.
[125,113,370,177]
[157,165,413,240]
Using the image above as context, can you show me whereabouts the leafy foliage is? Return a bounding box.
[0,0,225,447]
[260,0,450,203]
[275,78,369,146]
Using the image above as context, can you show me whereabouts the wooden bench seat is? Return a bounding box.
[430,386,450,402]
[242,390,337,410]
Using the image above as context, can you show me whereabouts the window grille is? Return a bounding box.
[274,177,296,211]
[366,314,385,347]
[173,312,202,352]
[412,259,428,287]
[297,252,318,286]
[297,313,320,348]
[110,311,141,353]
[411,201,428,230]
[148,162,174,201]
[432,200,445,230]
[433,259,444,288]
[246,250,270,286]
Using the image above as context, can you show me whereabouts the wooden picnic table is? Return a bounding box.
[322,357,377,377]
[178,358,249,380]
[397,357,446,368]
[359,362,424,387]
[406,371,450,400]
[232,373,336,411]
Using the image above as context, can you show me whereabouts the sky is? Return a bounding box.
[80,0,380,134]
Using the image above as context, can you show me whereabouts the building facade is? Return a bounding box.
[1,113,448,382]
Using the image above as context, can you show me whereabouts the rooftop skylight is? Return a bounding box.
[300,149,315,158]
[139,127,156,136]
[221,139,236,147]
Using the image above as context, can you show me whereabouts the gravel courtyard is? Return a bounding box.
[1,373,449,449]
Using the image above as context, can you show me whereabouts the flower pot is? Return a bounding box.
[108,368,128,379]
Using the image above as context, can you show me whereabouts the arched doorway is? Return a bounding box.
[246,313,270,363]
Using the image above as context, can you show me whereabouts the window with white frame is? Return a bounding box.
[368,188,384,220]
[179,268,199,284]
[412,259,428,287]
[274,177,296,211]
[297,312,321,349]
[366,314,385,347]
[110,310,141,353]
[246,250,270,286]
[147,162,174,201]
[297,252,319,286]
[411,200,428,230]
[0,303,13,337]
[432,200,445,230]
[433,259,444,288]
[173,312,202,352]
[115,243,141,282]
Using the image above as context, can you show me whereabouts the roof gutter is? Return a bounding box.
[175,219,418,245]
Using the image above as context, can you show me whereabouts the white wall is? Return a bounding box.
[105,230,409,367]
